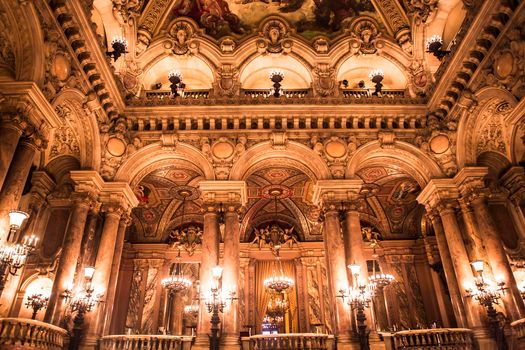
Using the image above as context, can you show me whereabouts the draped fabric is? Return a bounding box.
[255,259,299,334]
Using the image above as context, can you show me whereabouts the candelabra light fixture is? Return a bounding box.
[466,260,507,349]
[106,36,128,61]
[368,69,384,97]
[184,304,199,317]
[25,291,50,320]
[162,247,192,293]
[205,266,236,350]
[65,267,103,350]
[426,35,450,60]
[269,70,285,98]
[168,71,186,98]
[0,210,37,298]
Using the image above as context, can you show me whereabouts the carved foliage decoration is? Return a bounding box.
[201,137,246,179]
[214,65,240,97]
[0,5,15,75]
[402,0,438,23]
[313,64,336,97]
[476,102,509,157]
[49,127,81,160]
[112,0,144,25]
[310,136,358,179]
[256,19,293,54]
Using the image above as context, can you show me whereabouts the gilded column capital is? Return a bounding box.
[99,182,139,215]
[0,112,31,134]
[417,178,459,211]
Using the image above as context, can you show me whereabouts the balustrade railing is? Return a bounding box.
[0,317,68,350]
[390,328,474,349]
[144,90,210,99]
[100,335,194,350]
[342,88,407,98]
[241,333,334,350]
[242,89,310,99]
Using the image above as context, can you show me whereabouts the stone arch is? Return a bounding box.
[50,88,102,170]
[17,274,53,320]
[456,87,518,168]
[114,142,215,188]
[229,141,331,181]
[346,141,445,186]
[0,1,45,84]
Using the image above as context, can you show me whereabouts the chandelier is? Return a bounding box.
[162,247,192,293]
[264,248,294,293]
[25,290,49,320]
[266,292,289,319]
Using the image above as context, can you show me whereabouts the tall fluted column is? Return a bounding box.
[44,171,104,325]
[470,194,525,320]
[222,204,241,350]
[194,203,220,349]
[0,138,40,243]
[437,202,484,329]
[44,194,94,325]
[428,211,468,328]
[170,292,185,335]
[323,206,353,348]
[0,114,27,189]
[101,215,130,335]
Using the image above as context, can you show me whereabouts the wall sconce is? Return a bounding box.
[368,69,384,97]
[8,210,29,241]
[106,36,128,61]
[168,71,185,98]
[426,35,450,60]
[269,70,285,98]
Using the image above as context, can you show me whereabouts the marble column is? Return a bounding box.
[101,215,130,335]
[470,194,525,321]
[44,194,93,325]
[437,202,484,330]
[428,211,468,328]
[170,291,185,335]
[0,138,39,243]
[84,204,125,343]
[194,204,220,349]
[458,198,485,262]
[342,202,365,282]
[222,205,241,350]
[323,205,353,348]
[0,114,27,189]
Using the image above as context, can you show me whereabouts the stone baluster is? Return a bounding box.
[222,204,242,350]
[427,210,468,328]
[0,134,46,243]
[0,114,29,188]
[194,203,220,349]
[44,171,104,325]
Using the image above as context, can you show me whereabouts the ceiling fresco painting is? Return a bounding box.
[162,0,379,39]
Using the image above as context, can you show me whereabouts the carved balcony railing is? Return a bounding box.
[99,335,194,350]
[389,328,474,349]
[0,317,68,350]
[242,89,311,99]
[342,88,407,99]
[144,90,210,99]
[241,333,335,350]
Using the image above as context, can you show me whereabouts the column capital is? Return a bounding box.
[311,179,363,207]
[99,182,139,215]
[500,166,525,205]
[30,171,56,201]
[0,113,31,134]
[199,180,247,206]
[417,178,459,211]
[453,166,490,199]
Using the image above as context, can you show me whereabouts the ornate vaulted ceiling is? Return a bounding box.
[356,166,423,238]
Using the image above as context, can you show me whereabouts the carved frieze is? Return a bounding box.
[49,127,81,160]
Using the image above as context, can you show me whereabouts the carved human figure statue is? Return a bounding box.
[176,29,187,46]
[269,27,281,44]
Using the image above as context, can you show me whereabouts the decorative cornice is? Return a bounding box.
[48,0,125,120]
[0,81,61,129]
[428,0,516,119]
